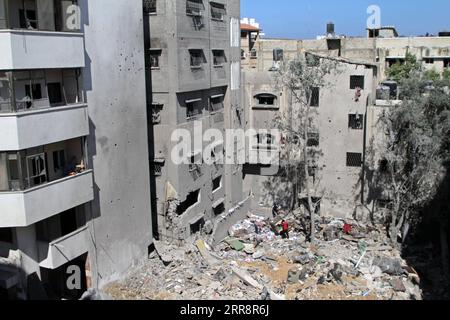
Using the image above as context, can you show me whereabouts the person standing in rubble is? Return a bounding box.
[280,220,290,239]
[272,203,280,218]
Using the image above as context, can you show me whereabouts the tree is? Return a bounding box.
[424,68,441,82]
[273,53,339,243]
[443,69,450,80]
[372,75,450,248]
[387,53,421,82]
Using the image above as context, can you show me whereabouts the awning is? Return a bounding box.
[185,98,202,104]
[212,198,225,209]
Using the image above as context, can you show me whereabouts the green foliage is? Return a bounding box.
[424,68,441,81]
[387,53,421,82]
[443,68,450,80]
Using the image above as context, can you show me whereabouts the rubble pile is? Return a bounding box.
[105,213,423,300]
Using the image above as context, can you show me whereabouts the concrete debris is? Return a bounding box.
[104,214,423,301]
[80,288,113,301]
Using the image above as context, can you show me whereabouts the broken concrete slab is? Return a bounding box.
[231,266,263,290]
[373,256,404,276]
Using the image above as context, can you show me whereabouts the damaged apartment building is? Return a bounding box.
[240,21,450,220]
[1,0,248,300]
[144,0,249,245]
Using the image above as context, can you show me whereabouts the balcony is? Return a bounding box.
[0,0,84,70]
[0,170,93,228]
[38,225,89,270]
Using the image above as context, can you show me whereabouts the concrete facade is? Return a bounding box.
[146,0,248,245]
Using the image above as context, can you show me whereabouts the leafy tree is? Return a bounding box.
[273,54,339,243]
[373,75,450,250]
[387,53,421,82]
[443,69,450,80]
[424,68,441,81]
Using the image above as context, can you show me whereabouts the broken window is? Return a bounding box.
[346,152,362,167]
[185,98,202,119]
[273,48,284,62]
[307,133,320,147]
[143,0,157,14]
[255,93,276,106]
[212,50,227,66]
[350,76,365,90]
[186,0,204,15]
[308,87,320,107]
[25,83,42,100]
[189,49,206,68]
[210,94,224,112]
[151,103,163,124]
[47,82,63,106]
[177,190,200,215]
[149,50,162,69]
[213,202,225,216]
[348,114,364,130]
[19,0,38,29]
[52,150,66,172]
[212,176,222,192]
[210,2,226,21]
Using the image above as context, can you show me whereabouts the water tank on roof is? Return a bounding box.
[376,86,390,100]
[327,22,335,35]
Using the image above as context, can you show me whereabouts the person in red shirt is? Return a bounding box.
[280,220,290,239]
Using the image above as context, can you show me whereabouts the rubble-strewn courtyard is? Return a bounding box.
[104,212,423,300]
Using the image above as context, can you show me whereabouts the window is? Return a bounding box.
[19,2,37,29]
[25,83,42,100]
[210,2,226,21]
[346,153,362,167]
[152,159,164,177]
[212,176,222,192]
[186,0,204,16]
[48,83,63,105]
[348,114,364,130]
[350,76,365,90]
[212,50,226,66]
[143,0,156,14]
[177,190,200,215]
[189,49,206,68]
[186,98,202,119]
[444,59,450,69]
[213,202,225,216]
[52,150,66,172]
[273,48,284,62]
[309,87,320,107]
[210,94,224,112]
[307,133,319,147]
[424,58,434,64]
[149,50,162,69]
[250,49,258,59]
[241,49,246,60]
[0,228,13,243]
[255,94,276,106]
[151,103,163,124]
[26,154,47,187]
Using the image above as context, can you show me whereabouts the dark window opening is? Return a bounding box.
[149,50,161,69]
[350,76,365,90]
[273,48,284,62]
[213,203,225,216]
[186,100,202,119]
[143,0,157,14]
[0,228,13,243]
[424,58,434,64]
[212,50,227,66]
[212,176,221,191]
[151,103,163,124]
[47,83,63,106]
[190,218,205,235]
[186,0,204,16]
[210,95,224,112]
[444,59,450,68]
[307,133,319,147]
[52,150,66,172]
[255,94,276,106]
[60,208,78,237]
[25,83,42,100]
[189,49,206,68]
[309,87,320,107]
[348,114,364,130]
[177,190,200,215]
[152,162,163,176]
[346,153,362,167]
[19,9,37,29]
[379,159,388,172]
[250,49,257,59]
[210,2,226,21]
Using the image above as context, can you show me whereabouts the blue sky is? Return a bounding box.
[241,0,450,39]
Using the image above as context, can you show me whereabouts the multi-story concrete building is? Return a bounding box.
[145,0,249,245]
[0,0,153,300]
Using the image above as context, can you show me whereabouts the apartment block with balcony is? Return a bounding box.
[145,0,248,244]
[0,0,93,300]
